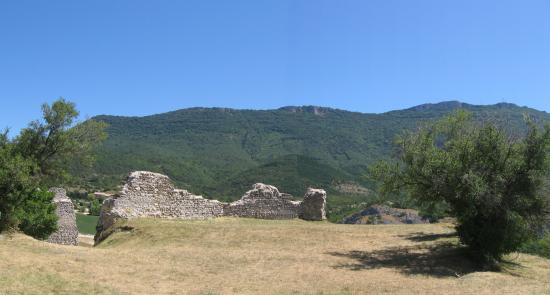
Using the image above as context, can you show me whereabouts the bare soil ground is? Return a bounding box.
[1,218,549,294]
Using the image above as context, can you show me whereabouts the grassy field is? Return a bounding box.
[1,218,549,294]
[76,213,99,235]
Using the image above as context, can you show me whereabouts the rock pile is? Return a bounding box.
[47,188,79,245]
[342,205,428,225]
[95,171,327,243]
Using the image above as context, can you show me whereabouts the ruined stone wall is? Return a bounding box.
[95,171,327,243]
[47,188,79,246]
[95,171,224,242]
[223,183,302,219]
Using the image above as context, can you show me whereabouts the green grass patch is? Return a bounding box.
[76,213,99,235]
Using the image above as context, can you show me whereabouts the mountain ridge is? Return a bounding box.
[92,101,549,119]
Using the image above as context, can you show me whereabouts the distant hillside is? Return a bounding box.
[80,101,550,206]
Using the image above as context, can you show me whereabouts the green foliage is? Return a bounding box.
[0,141,39,232]
[15,98,108,186]
[0,98,106,239]
[372,110,550,264]
[215,155,353,200]
[520,233,550,259]
[88,198,101,216]
[84,102,550,201]
[15,190,57,240]
[417,201,450,223]
[325,194,373,223]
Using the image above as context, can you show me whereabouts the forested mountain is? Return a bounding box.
[81,101,550,214]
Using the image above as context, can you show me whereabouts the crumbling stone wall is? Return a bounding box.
[95,171,327,243]
[223,183,302,219]
[95,171,224,242]
[47,188,79,246]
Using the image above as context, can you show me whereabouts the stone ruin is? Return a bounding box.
[95,171,327,242]
[300,188,327,221]
[47,188,79,246]
[223,183,301,219]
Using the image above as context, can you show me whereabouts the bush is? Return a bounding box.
[15,190,58,240]
[520,233,550,259]
[89,198,102,216]
[0,143,38,232]
[0,98,106,239]
[372,111,550,265]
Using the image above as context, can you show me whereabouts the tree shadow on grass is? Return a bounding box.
[398,232,457,242]
[327,242,480,277]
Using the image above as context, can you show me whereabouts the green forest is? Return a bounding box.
[69,101,550,221]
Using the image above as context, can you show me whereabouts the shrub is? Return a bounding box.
[15,190,58,240]
[0,98,106,238]
[0,142,38,232]
[372,111,550,265]
[89,198,102,216]
[520,233,550,259]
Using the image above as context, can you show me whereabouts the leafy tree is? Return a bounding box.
[15,98,108,186]
[0,98,107,239]
[88,198,102,216]
[371,110,550,265]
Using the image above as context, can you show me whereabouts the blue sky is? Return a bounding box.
[1,0,549,133]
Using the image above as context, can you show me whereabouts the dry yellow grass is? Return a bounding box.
[1,218,549,294]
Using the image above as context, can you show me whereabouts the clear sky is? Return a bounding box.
[1,0,549,133]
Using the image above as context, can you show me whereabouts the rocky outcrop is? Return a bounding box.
[47,188,78,245]
[223,183,301,219]
[95,171,328,243]
[342,205,428,225]
[300,188,327,221]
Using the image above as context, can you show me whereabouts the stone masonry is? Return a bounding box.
[223,183,302,219]
[95,171,225,242]
[95,171,327,242]
[300,188,327,221]
[47,188,79,245]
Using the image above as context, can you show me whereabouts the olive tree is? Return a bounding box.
[372,111,550,265]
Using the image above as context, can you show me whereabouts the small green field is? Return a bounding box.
[76,213,99,235]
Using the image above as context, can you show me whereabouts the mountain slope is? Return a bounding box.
[83,101,550,202]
